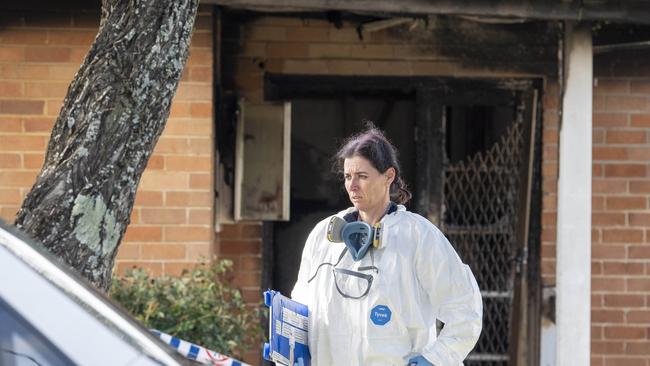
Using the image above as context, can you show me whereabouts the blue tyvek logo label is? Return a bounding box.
[370,305,392,325]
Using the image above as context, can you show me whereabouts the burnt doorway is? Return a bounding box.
[270,96,416,296]
[264,75,542,366]
[417,83,542,366]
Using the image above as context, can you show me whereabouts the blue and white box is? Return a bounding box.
[263,290,311,366]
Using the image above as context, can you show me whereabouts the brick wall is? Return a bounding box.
[589,54,650,366]
[0,7,216,276]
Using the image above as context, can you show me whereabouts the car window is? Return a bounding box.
[0,297,73,366]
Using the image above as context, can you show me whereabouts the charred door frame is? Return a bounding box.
[264,73,543,366]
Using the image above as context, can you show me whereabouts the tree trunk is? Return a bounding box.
[15,0,199,291]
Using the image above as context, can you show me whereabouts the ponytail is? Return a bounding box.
[390,176,412,205]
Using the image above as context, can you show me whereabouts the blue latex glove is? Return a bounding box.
[407,355,434,366]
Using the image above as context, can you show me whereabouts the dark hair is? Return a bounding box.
[334,123,412,205]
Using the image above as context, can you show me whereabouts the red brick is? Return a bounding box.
[604,164,646,178]
[606,197,647,211]
[189,173,210,189]
[0,81,24,97]
[602,229,644,243]
[593,163,604,177]
[0,118,22,132]
[241,223,262,238]
[189,208,211,225]
[164,226,211,242]
[0,189,21,204]
[591,340,625,354]
[543,194,557,210]
[133,191,163,206]
[593,129,605,145]
[594,96,648,112]
[186,49,212,67]
[219,240,261,255]
[593,294,604,307]
[0,47,25,63]
[0,136,48,151]
[604,326,646,339]
[23,118,55,132]
[188,138,211,154]
[542,162,558,177]
[593,213,626,226]
[593,179,628,194]
[603,262,645,275]
[631,114,650,128]
[23,153,44,169]
[24,82,69,98]
[593,277,626,292]
[606,130,647,144]
[0,153,21,169]
[0,171,37,187]
[630,181,650,193]
[628,246,650,259]
[175,84,212,101]
[627,278,650,292]
[153,138,189,154]
[141,244,186,260]
[189,66,212,82]
[626,148,650,161]
[166,191,212,207]
[115,244,140,260]
[593,147,628,160]
[629,213,650,227]
[164,120,212,136]
[140,208,186,224]
[190,32,212,48]
[165,156,211,171]
[25,47,72,63]
[626,342,650,355]
[627,311,650,323]
[0,100,44,115]
[139,172,188,190]
[541,260,555,275]
[0,206,19,222]
[593,261,603,275]
[604,357,647,366]
[218,224,241,239]
[189,102,212,118]
[144,155,163,170]
[169,102,191,118]
[122,226,162,242]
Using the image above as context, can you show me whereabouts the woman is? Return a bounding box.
[291,126,482,366]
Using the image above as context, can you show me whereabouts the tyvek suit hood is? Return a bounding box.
[292,205,482,366]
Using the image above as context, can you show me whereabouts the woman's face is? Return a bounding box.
[343,155,394,212]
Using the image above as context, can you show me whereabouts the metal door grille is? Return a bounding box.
[441,113,524,365]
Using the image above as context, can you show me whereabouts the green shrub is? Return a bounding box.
[109,259,262,358]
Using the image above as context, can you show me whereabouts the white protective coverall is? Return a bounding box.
[291,205,482,366]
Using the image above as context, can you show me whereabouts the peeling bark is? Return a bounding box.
[15,0,199,291]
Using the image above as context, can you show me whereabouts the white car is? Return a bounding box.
[0,220,196,366]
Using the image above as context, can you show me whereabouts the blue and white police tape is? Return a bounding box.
[151,329,250,366]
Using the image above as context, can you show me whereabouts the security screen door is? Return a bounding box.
[415,80,541,366]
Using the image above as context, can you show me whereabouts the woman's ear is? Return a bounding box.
[385,167,396,185]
